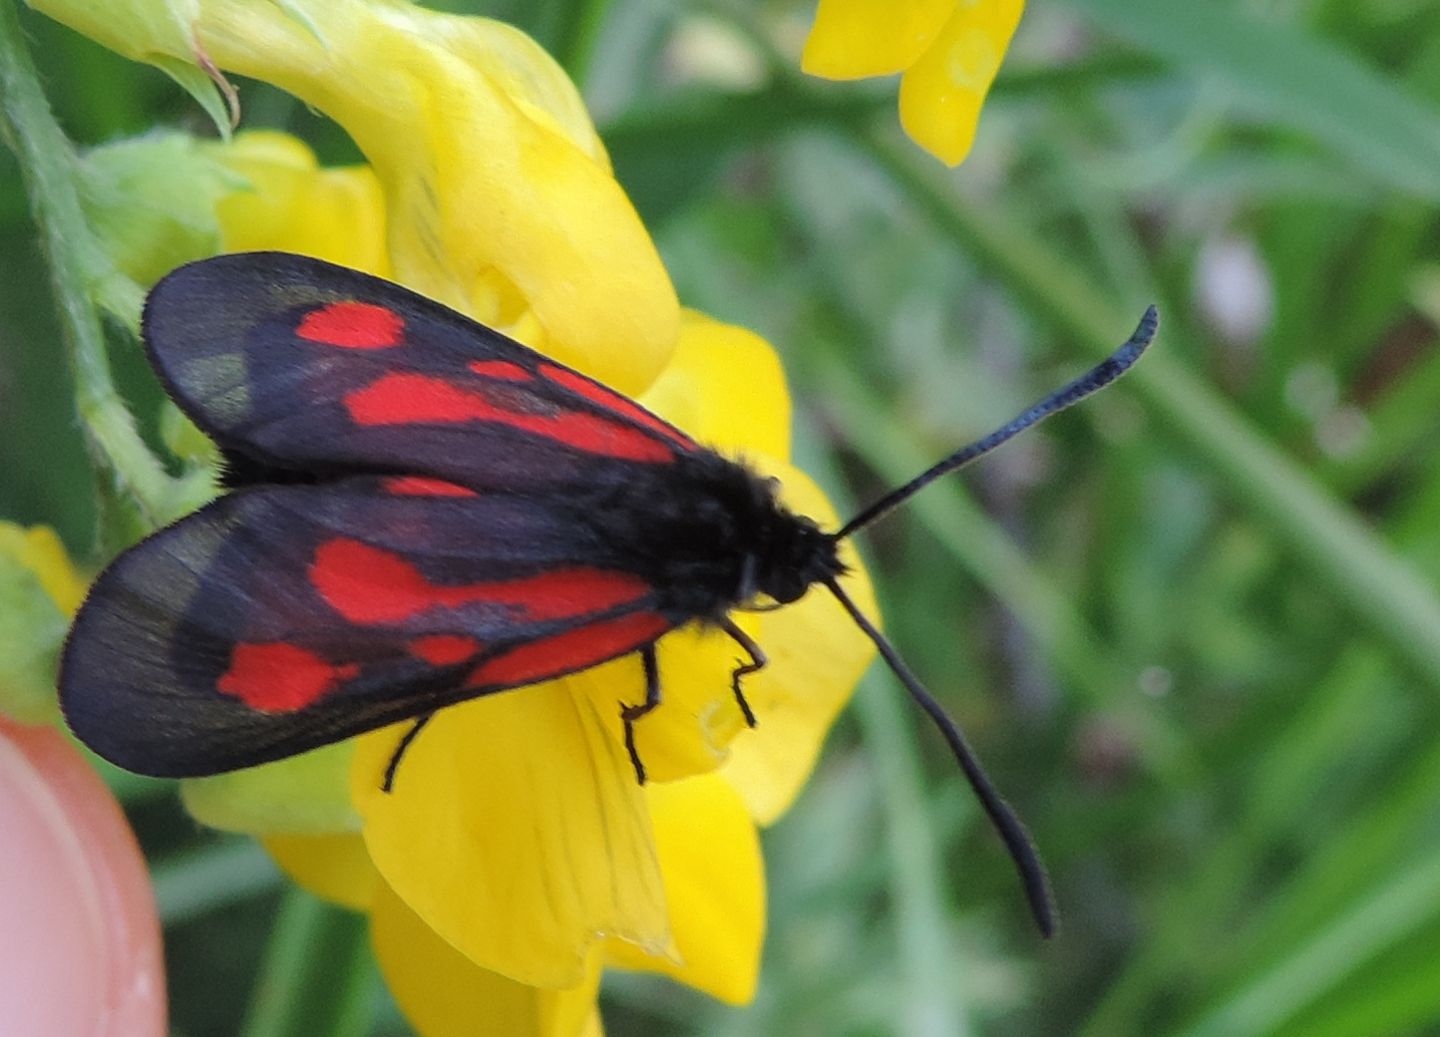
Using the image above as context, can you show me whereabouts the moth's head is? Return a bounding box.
[751,507,843,605]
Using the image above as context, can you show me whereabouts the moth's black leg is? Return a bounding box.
[382,712,435,793]
[621,646,662,784]
[719,617,766,728]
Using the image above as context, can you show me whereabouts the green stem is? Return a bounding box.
[239,889,324,1037]
[853,671,972,1037]
[0,0,176,527]
[857,130,1440,689]
[240,887,375,1037]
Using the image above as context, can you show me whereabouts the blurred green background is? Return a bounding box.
[6,0,1440,1034]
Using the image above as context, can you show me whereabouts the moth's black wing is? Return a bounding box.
[59,477,677,777]
[144,252,698,492]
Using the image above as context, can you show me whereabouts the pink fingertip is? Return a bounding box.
[0,718,166,1037]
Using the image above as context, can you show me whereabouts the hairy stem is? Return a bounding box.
[0,0,176,527]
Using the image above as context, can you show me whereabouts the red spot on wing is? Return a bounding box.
[344,372,676,463]
[296,301,404,349]
[467,611,671,688]
[310,538,652,625]
[408,635,483,665]
[218,643,359,712]
[538,363,694,450]
[469,360,532,381]
[383,476,478,497]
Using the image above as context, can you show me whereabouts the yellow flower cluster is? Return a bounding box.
[30,1,879,1032]
[802,0,1024,165]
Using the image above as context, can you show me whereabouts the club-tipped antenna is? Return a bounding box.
[825,577,1057,937]
[834,306,1158,541]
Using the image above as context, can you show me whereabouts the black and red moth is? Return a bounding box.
[60,251,1156,936]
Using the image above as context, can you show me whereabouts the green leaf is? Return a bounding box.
[1067,0,1440,199]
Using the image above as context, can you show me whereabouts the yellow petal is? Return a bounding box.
[567,625,752,787]
[205,131,389,275]
[640,310,791,462]
[262,831,378,911]
[722,460,878,825]
[801,0,956,79]
[416,14,606,165]
[372,881,602,1037]
[180,741,358,834]
[604,773,764,1005]
[352,683,671,989]
[898,0,1024,165]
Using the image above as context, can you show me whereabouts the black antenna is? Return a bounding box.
[835,306,1158,540]
[825,577,1057,938]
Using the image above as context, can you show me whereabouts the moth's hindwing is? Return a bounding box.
[60,476,676,776]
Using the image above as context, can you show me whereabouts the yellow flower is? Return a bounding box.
[801,0,1024,165]
[33,2,879,1032]
[31,0,678,394]
[0,524,86,724]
